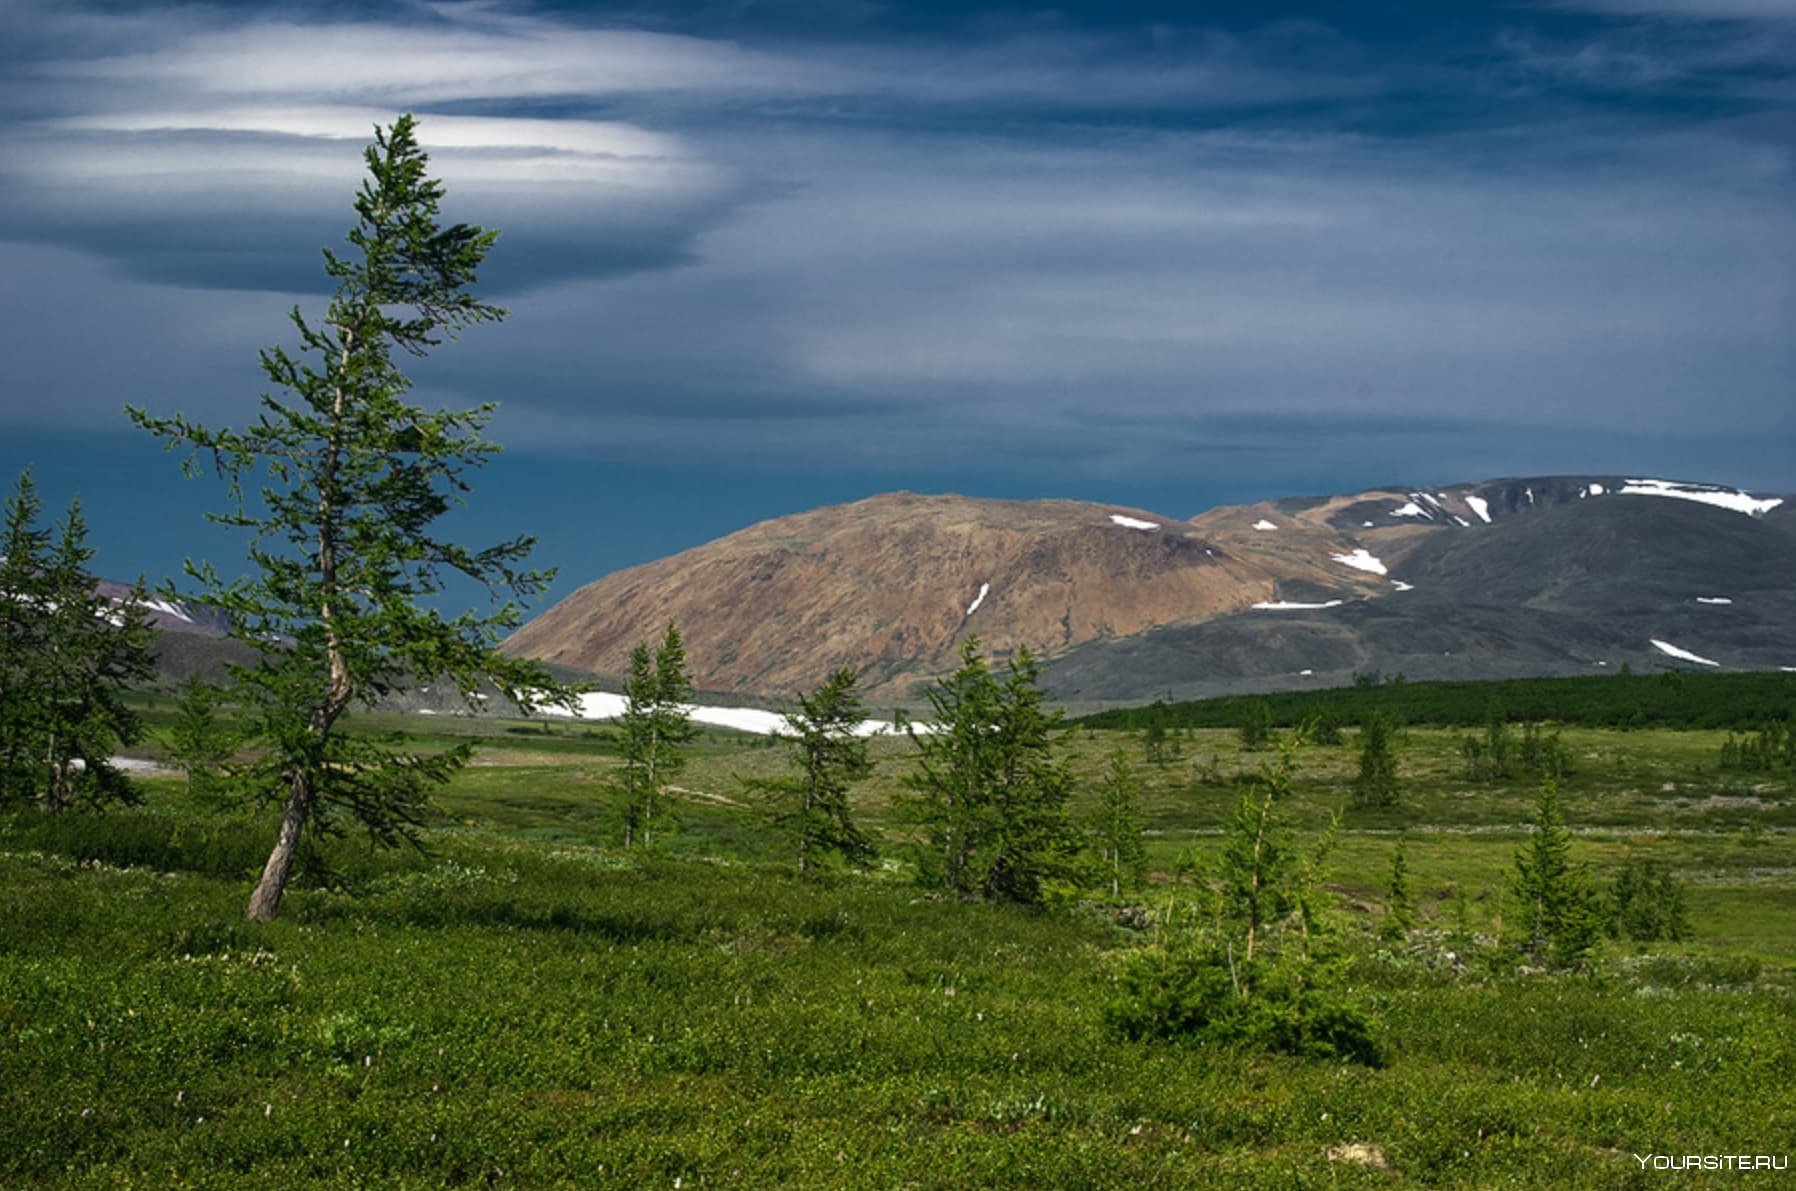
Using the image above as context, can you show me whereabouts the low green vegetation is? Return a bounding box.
[3,696,1793,1186]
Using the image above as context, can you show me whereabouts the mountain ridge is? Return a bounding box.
[501,475,1793,701]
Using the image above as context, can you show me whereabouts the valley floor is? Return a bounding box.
[2,713,1792,1187]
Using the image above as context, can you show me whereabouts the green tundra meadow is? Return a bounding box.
[3,685,1793,1187]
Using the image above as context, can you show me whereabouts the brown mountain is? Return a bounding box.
[502,490,1400,698]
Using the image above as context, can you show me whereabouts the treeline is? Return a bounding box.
[1077,670,1796,733]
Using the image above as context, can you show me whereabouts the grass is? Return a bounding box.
[3,709,1793,1186]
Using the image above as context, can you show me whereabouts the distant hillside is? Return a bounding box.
[503,476,1794,702]
[502,491,1391,697]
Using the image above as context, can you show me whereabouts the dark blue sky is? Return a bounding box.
[1,0,1792,608]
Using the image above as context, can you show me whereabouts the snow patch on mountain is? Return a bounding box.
[144,597,193,623]
[1108,514,1158,530]
[1252,519,1278,531]
[1253,599,1344,611]
[965,582,990,616]
[1650,639,1719,667]
[1330,548,1387,576]
[1391,502,1428,518]
[1464,495,1491,523]
[1619,479,1782,517]
[1695,597,1733,605]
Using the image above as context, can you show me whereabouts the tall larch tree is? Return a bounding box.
[131,116,569,921]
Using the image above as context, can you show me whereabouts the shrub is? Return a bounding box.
[1105,945,1382,1066]
[1105,740,1381,1065]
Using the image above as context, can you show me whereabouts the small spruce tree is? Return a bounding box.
[1609,857,1692,942]
[1093,744,1147,897]
[0,478,154,812]
[617,623,696,849]
[166,675,242,806]
[764,667,876,874]
[1382,837,1415,941]
[1237,698,1274,752]
[1510,778,1604,965]
[0,472,54,808]
[904,636,1076,904]
[1309,702,1344,746]
[1352,713,1399,808]
[1142,700,1175,766]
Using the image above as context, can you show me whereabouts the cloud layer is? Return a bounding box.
[1,0,1792,497]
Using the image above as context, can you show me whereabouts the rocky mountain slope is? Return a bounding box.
[503,477,1795,702]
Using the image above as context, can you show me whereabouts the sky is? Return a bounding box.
[1,0,1792,607]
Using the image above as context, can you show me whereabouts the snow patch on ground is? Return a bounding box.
[1525,486,1535,505]
[1391,502,1428,518]
[1650,639,1719,667]
[1588,482,1607,496]
[1695,597,1733,605]
[1108,514,1159,530]
[1452,515,1469,527]
[544,692,913,737]
[1330,548,1387,576]
[1619,478,1783,516]
[1390,580,1414,592]
[1464,495,1491,523]
[965,582,990,616]
[1252,519,1278,531]
[1299,669,1314,676]
[1253,599,1344,611]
